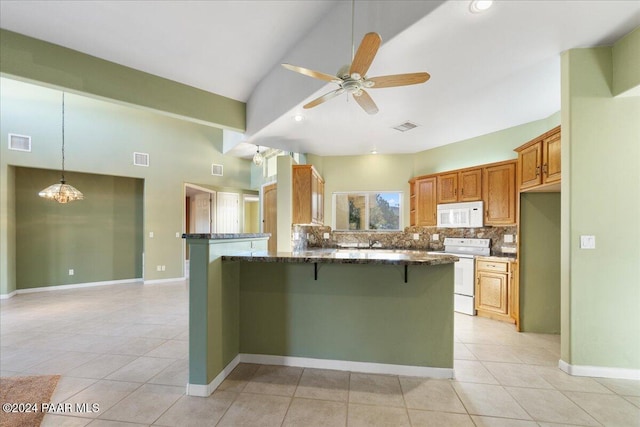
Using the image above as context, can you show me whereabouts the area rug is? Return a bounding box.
[0,375,60,427]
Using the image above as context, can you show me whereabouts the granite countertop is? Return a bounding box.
[182,233,270,239]
[478,254,518,262]
[222,248,459,266]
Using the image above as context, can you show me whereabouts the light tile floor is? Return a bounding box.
[1,280,639,426]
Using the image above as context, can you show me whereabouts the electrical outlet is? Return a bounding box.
[68,269,74,276]
[157,265,161,271]
[161,265,166,271]
[432,234,440,241]
[580,235,596,249]
[149,231,154,238]
[293,232,300,240]
[412,233,420,240]
[504,234,514,243]
[176,232,180,238]
[323,233,330,239]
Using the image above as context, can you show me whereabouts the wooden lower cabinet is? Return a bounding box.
[475,258,517,324]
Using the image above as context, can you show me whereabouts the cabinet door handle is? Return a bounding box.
[543,163,548,175]
[536,165,541,176]
[461,188,464,196]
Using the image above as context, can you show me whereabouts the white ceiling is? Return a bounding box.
[1,0,639,158]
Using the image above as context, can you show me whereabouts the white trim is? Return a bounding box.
[186,354,241,397]
[0,290,18,300]
[239,354,454,379]
[143,277,186,285]
[2,278,143,298]
[559,359,640,380]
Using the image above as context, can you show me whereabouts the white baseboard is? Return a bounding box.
[186,354,241,397]
[185,353,453,397]
[239,354,454,379]
[1,278,143,298]
[143,277,186,285]
[559,359,640,380]
[0,290,17,300]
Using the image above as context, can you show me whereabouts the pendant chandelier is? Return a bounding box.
[253,145,264,166]
[38,93,84,203]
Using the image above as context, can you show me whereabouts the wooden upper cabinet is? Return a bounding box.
[515,126,561,191]
[437,173,458,204]
[411,177,437,226]
[459,169,482,201]
[483,161,516,226]
[543,130,561,184]
[437,169,482,203]
[293,165,324,225]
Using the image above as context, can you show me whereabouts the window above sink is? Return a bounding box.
[332,191,403,231]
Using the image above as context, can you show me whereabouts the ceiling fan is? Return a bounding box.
[282,31,430,115]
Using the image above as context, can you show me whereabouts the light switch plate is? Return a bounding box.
[412,233,420,240]
[580,235,596,249]
[504,234,514,243]
[323,233,330,239]
[149,231,154,238]
[432,234,439,241]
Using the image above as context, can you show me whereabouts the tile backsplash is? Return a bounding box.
[292,224,517,256]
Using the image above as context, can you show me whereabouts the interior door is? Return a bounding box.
[194,193,212,233]
[216,192,240,233]
[263,183,277,253]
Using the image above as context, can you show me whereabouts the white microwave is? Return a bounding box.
[437,201,484,228]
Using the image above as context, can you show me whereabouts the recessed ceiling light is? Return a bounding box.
[469,0,493,13]
[293,114,305,122]
[371,148,378,155]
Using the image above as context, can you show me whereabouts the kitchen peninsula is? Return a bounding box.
[183,234,458,397]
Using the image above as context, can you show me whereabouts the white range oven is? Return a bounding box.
[431,238,490,315]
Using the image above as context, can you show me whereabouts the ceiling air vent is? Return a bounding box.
[211,164,224,176]
[392,121,418,132]
[8,133,31,152]
[133,152,149,167]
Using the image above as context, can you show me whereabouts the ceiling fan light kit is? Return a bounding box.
[282,31,430,115]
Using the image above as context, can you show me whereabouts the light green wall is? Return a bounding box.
[561,45,640,369]
[308,114,560,229]
[244,201,259,233]
[1,78,252,294]
[519,192,561,333]
[612,27,640,97]
[412,112,561,176]
[0,29,245,131]
[15,168,143,288]
[238,262,454,368]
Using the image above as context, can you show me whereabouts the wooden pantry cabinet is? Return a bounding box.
[437,168,482,204]
[475,257,517,325]
[514,126,561,191]
[409,176,437,226]
[293,165,324,225]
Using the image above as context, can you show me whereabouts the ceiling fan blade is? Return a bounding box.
[282,63,337,82]
[349,32,382,77]
[353,90,378,115]
[367,72,431,88]
[304,88,346,109]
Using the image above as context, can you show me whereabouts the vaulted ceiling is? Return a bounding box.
[1,1,638,157]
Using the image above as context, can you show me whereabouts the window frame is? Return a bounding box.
[332,191,403,231]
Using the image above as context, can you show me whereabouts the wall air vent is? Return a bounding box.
[8,133,32,152]
[133,152,149,167]
[392,121,418,132]
[211,164,224,176]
